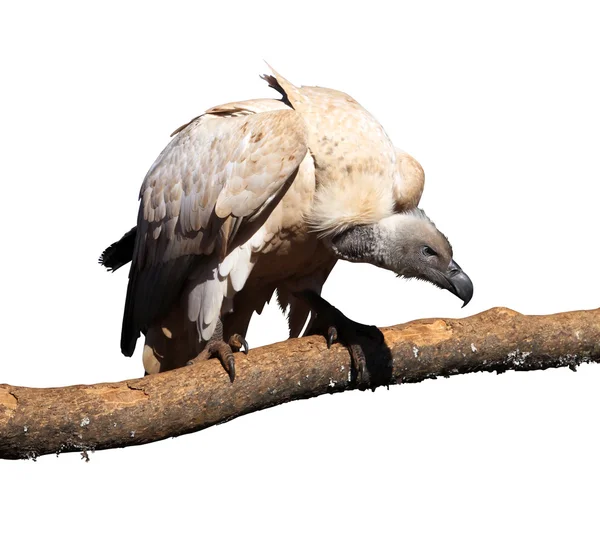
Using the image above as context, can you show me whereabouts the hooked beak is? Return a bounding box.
[445,260,473,307]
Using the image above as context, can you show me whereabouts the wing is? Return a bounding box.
[122,109,308,356]
[170,98,290,134]
[204,98,291,117]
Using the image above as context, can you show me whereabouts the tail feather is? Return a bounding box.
[99,227,136,272]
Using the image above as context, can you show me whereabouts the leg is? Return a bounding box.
[295,290,384,382]
[188,318,248,383]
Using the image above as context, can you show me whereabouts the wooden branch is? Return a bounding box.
[1,307,599,460]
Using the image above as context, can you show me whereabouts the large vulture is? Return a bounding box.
[101,69,473,381]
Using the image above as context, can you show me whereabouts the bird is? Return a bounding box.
[100,68,473,382]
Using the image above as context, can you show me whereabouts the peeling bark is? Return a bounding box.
[1,307,599,460]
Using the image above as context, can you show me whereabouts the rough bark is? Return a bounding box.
[1,307,599,460]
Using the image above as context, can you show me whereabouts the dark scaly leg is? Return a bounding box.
[295,290,384,382]
[188,318,248,382]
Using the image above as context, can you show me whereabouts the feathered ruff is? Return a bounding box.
[306,173,395,237]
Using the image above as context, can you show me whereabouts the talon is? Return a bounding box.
[229,333,249,355]
[226,356,236,383]
[327,326,338,349]
[349,343,367,383]
[239,335,249,355]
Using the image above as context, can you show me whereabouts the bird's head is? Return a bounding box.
[329,209,473,306]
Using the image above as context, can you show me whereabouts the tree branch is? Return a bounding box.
[1,307,599,460]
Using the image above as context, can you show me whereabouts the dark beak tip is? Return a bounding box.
[459,284,474,308]
[446,265,473,308]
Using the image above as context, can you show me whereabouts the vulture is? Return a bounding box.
[100,68,473,381]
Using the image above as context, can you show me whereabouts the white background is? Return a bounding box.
[1,1,599,548]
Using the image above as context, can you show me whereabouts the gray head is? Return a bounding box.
[329,209,473,306]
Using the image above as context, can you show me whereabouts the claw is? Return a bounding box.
[327,326,338,349]
[348,343,367,383]
[229,333,249,355]
[188,338,238,382]
[226,356,236,383]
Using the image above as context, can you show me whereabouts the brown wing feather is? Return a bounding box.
[121,109,307,356]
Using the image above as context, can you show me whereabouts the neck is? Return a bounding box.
[330,224,386,266]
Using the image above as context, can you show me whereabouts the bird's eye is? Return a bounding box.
[422,246,437,257]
